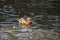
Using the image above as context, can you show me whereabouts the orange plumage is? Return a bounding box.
[17,17,32,28]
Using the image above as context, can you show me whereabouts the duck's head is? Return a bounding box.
[26,17,32,24]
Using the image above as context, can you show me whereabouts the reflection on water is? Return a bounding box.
[0,5,60,40]
[0,28,60,40]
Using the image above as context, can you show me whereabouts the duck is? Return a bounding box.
[17,17,32,28]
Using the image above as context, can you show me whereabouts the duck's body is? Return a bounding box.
[17,17,32,28]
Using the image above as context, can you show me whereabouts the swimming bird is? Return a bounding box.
[17,17,32,28]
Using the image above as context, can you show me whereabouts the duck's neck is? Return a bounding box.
[27,21,31,24]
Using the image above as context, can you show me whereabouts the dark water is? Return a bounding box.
[0,5,60,40]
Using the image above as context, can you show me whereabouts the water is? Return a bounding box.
[0,5,60,40]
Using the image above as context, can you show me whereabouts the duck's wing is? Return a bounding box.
[20,18,25,21]
[20,18,27,23]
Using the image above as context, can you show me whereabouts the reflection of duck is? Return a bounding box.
[12,26,17,29]
[17,17,32,28]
